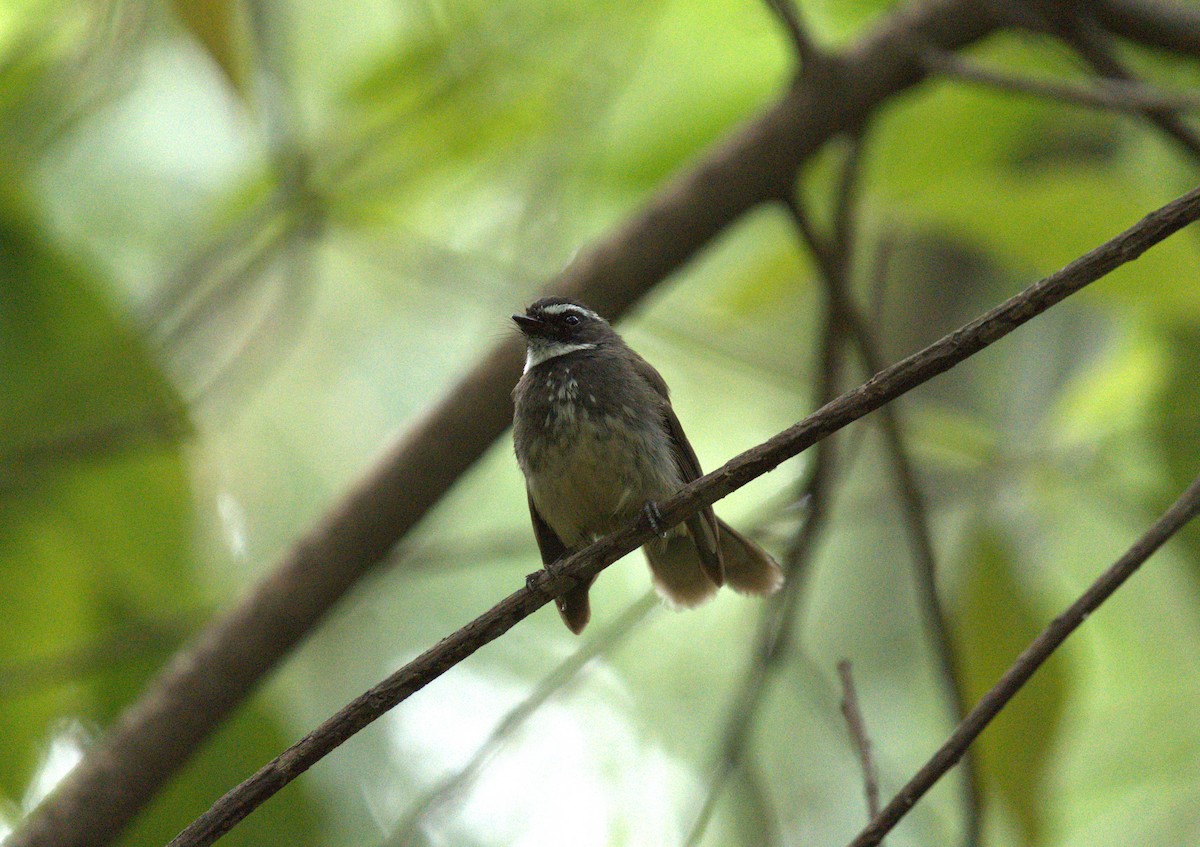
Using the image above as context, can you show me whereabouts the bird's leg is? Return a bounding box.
[642,501,669,539]
[526,555,568,592]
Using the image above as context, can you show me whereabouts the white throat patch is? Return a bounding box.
[524,341,597,373]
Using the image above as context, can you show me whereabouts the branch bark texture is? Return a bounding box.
[168,186,1200,847]
[11,2,1200,846]
[5,3,1014,846]
[845,470,1200,847]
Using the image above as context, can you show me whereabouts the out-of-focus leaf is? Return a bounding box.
[1154,322,1200,486]
[908,405,999,472]
[951,527,1069,844]
[726,764,776,847]
[170,0,248,95]
[869,31,1196,303]
[1151,321,1200,575]
[600,0,787,194]
[0,1,148,167]
[802,0,900,44]
[1055,332,1164,447]
[0,195,193,800]
[5,0,1200,844]
[332,0,664,223]
[0,223,181,449]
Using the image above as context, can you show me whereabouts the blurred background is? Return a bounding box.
[2,0,1200,845]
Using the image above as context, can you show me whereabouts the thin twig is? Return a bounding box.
[165,182,1200,847]
[7,5,1014,845]
[785,134,983,844]
[762,0,821,67]
[866,233,894,329]
[869,356,984,843]
[682,425,838,847]
[845,471,1200,847]
[920,47,1200,113]
[685,278,845,847]
[837,660,880,821]
[385,593,658,846]
[684,148,863,842]
[1065,15,1200,159]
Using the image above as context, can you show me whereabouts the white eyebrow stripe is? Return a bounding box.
[524,341,597,373]
[540,303,601,321]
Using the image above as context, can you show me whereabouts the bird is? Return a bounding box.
[511,296,783,633]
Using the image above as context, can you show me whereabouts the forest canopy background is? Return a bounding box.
[2,1,1200,846]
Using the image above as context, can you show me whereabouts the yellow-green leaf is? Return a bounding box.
[952,527,1070,843]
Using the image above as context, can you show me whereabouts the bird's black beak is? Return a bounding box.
[512,313,545,335]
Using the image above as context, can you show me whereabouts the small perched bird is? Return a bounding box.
[512,297,783,633]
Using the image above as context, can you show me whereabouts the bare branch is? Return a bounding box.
[166,186,1200,847]
[1066,16,1200,159]
[386,593,658,845]
[17,4,1200,845]
[785,136,983,847]
[685,270,846,847]
[8,4,1012,846]
[845,471,1200,847]
[921,46,1200,113]
[1093,0,1200,60]
[763,0,821,67]
[837,661,880,821]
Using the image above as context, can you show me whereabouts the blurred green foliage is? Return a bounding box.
[0,192,189,790]
[953,528,1068,844]
[1,0,1199,845]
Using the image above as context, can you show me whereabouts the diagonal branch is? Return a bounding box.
[762,0,822,68]
[920,46,1200,113]
[785,134,983,845]
[1092,0,1200,60]
[7,3,1013,846]
[166,185,1200,847]
[1065,15,1200,159]
[845,470,1200,847]
[685,254,846,847]
[837,660,881,821]
[385,592,658,845]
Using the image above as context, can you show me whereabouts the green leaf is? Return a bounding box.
[333,0,665,217]
[952,527,1069,844]
[1150,320,1200,575]
[0,195,194,802]
[726,764,775,847]
[170,0,249,95]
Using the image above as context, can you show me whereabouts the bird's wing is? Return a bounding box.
[629,351,724,587]
[527,488,568,566]
[527,488,592,634]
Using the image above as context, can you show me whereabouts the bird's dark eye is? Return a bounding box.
[564,314,581,326]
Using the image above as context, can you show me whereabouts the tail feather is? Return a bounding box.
[718,518,783,595]
[555,576,595,634]
[644,534,720,608]
[643,518,783,611]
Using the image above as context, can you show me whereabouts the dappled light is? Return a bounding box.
[3,1,1200,846]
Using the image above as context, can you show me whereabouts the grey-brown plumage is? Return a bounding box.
[512,297,783,633]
